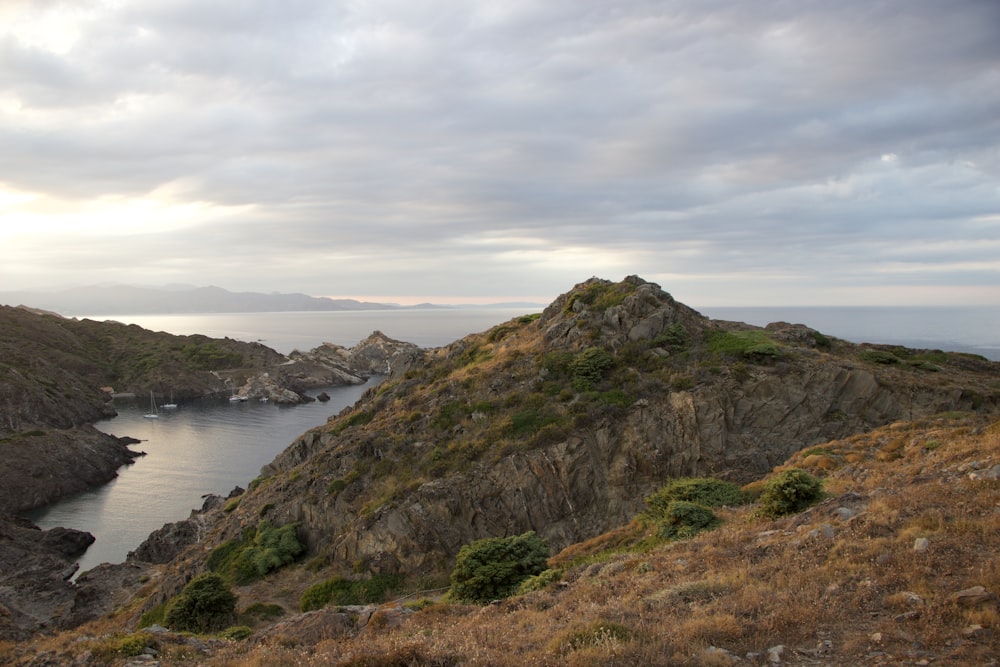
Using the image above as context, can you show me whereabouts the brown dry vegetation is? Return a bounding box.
[5,413,999,666]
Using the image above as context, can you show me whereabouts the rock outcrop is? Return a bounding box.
[0,427,143,515]
[156,276,999,598]
[0,516,101,640]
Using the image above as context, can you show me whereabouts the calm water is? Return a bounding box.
[24,304,1000,575]
[84,307,538,354]
[27,382,376,575]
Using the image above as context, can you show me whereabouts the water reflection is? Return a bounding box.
[26,381,377,574]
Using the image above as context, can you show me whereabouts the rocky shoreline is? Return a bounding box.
[0,322,422,640]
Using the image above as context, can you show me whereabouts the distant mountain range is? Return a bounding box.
[0,285,416,316]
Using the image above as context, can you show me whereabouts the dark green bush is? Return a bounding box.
[645,477,748,511]
[654,322,689,351]
[164,573,237,633]
[570,347,614,390]
[757,468,824,518]
[207,521,304,585]
[300,573,402,612]
[647,500,719,539]
[450,531,550,604]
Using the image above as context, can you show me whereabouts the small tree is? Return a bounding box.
[164,573,237,633]
[450,531,549,604]
[757,468,824,518]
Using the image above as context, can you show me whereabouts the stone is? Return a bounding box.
[913,537,929,552]
[952,585,998,609]
[833,507,857,521]
[969,464,1000,481]
[767,644,786,663]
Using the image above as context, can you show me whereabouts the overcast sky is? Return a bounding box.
[1,1,998,307]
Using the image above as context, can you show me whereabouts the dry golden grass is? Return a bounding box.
[6,413,1000,666]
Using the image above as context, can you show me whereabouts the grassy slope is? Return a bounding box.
[4,414,998,665]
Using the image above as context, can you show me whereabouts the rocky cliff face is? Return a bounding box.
[148,276,998,602]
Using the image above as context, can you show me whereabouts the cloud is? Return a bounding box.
[0,0,998,304]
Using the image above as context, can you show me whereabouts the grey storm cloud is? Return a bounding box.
[0,0,998,304]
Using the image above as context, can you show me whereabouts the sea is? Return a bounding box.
[24,305,1000,575]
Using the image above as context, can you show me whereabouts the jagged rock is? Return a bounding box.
[129,519,201,564]
[0,515,104,640]
[37,526,95,559]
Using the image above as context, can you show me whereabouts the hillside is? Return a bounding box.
[156,277,997,584]
[4,413,999,665]
[2,276,998,663]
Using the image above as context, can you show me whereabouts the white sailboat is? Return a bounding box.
[144,391,159,419]
[162,391,178,410]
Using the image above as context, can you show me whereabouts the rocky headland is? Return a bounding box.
[1,277,999,664]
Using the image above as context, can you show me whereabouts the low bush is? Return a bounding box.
[164,573,238,634]
[517,568,563,595]
[647,500,719,539]
[859,349,900,365]
[299,573,402,612]
[450,531,549,604]
[757,468,824,518]
[645,477,748,510]
[207,520,304,585]
[570,346,615,390]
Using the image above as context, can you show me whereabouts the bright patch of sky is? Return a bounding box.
[1,0,998,306]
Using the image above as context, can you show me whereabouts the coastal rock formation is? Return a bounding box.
[227,331,423,403]
[0,427,143,515]
[168,276,999,596]
[0,516,94,640]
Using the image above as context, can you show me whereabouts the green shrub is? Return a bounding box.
[164,573,238,633]
[757,468,824,518]
[654,322,689,351]
[570,347,614,390]
[859,349,900,365]
[207,521,304,585]
[299,573,402,612]
[646,500,719,539]
[450,531,550,604]
[517,568,563,595]
[645,477,748,511]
